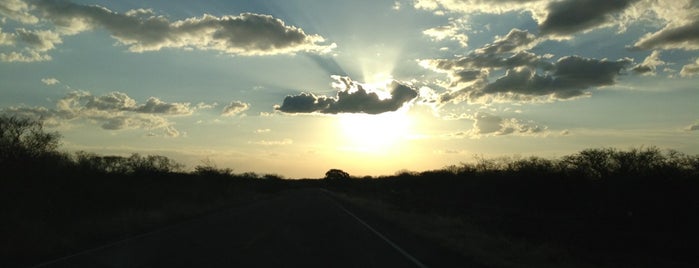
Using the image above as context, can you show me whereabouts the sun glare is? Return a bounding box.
[336,110,412,154]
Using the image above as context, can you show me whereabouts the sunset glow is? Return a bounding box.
[1,0,698,178]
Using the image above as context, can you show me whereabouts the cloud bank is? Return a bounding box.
[421,28,632,103]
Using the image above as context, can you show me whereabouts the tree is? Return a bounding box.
[0,115,61,163]
[325,169,350,180]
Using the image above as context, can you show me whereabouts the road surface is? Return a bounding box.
[35,188,475,267]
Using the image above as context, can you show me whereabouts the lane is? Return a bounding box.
[37,189,429,268]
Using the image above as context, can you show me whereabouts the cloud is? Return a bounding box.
[437,56,631,103]
[14,28,62,52]
[0,50,52,62]
[421,51,554,74]
[680,58,699,77]
[0,27,61,62]
[632,19,699,51]
[250,139,293,146]
[423,18,469,47]
[0,0,38,24]
[686,122,699,131]
[420,28,632,103]
[134,97,193,115]
[221,101,250,116]
[631,50,665,75]
[195,102,217,110]
[484,56,631,97]
[41,77,60,85]
[476,28,540,54]
[460,112,546,137]
[413,0,544,16]
[414,0,641,37]
[276,76,418,114]
[33,0,334,56]
[1,90,194,136]
[539,0,640,36]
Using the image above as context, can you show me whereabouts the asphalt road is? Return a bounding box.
[35,188,475,268]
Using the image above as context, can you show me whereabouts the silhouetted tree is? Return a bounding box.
[0,115,60,164]
[194,158,233,177]
[325,169,350,180]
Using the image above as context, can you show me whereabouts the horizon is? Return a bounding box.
[1,0,698,178]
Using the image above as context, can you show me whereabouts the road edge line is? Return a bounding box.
[322,189,429,268]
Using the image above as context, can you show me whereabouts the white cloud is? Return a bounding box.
[221,101,250,116]
[631,50,665,75]
[686,121,699,131]
[249,139,293,146]
[0,0,39,24]
[680,58,699,77]
[0,50,51,62]
[465,112,547,137]
[41,77,60,85]
[423,18,469,47]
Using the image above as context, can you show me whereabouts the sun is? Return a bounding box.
[336,110,412,154]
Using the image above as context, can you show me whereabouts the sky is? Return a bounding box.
[1,0,698,178]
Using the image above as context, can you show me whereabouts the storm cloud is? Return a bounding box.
[276,77,418,114]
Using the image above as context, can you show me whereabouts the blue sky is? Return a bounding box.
[1,0,698,177]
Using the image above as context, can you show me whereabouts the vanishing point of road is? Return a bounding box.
[34,188,475,267]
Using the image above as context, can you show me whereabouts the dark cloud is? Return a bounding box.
[539,0,639,36]
[633,19,699,50]
[33,0,333,55]
[451,70,488,85]
[484,56,631,98]
[476,28,539,54]
[276,77,418,114]
[431,53,632,103]
[424,51,554,72]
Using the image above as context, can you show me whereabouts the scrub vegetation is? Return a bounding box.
[2,115,698,267]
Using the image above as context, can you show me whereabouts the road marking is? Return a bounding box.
[323,190,429,268]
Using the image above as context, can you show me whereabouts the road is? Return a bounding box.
[35,188,474,267]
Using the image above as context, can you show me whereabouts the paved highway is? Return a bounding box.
[35,188,475,267]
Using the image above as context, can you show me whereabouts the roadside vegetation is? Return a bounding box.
[2,115,698,267]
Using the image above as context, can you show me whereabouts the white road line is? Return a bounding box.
[324,190,429,268]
